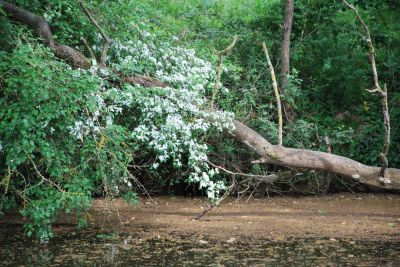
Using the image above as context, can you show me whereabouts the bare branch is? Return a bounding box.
[343,0,391,178]
[262,42,283,146]
[193,159,277,221]
[343,0,381,93]
[219,35,238,56]
[80,37,96,60]
[206,160,278,183]
[366,88,381,94]
[28,156,65,193]
[192,182,235,221]
[210,35,238,110]
[79,0,112,67]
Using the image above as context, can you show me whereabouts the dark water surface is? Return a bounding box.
[1,226,399,266]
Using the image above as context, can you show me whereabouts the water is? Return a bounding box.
[0,226,399,266]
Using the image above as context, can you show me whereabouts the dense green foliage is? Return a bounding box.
[131,0,400,165]
[0,0,399,240]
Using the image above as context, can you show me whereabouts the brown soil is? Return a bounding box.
[2,193,400,266]
[48,193,400,241]
[2,193,400,241]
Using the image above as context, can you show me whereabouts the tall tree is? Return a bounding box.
[280,0,294,121]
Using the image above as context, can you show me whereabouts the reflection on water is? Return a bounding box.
[0,226,399,266]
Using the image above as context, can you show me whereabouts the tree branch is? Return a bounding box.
[262,42,283,146]
[343,0,391,178]
[80,37,96,60]
[28,157,65,193]
[343,0,379,91]
[78,0,112,67]
[233,120,400,189]
[192,182,235,221]
[206,160,278,183]
[193,160,278,221]
[210,35,238,110]
[0,0,90,68]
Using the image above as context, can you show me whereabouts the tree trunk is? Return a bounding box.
[233,120,400,190]
[280,0,295,121]
[0,0,90,69]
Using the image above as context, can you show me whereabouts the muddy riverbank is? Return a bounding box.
[1,193,400,266]
[66,193,399,240]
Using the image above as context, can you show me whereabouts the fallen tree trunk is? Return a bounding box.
[2,1,400,191]
[233,120,400,190]
[0,1,168,88]
[0,0,90,68]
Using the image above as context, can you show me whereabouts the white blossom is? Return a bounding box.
[66,29,235,199]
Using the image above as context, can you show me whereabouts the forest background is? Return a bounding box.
[0,0,399,241]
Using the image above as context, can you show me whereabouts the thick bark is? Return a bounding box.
[233,120,400,190]
[280,0,295,121]
[0,0,90,68]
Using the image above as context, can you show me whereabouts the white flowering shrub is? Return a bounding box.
[109,30,220,93]
[0,30,235,241]
[69,30,235,200]
[124,85,233,200]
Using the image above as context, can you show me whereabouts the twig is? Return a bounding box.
[192,182,235,221]
[262,42,283,146]
[79,0,112,67]
[206,160,278,183]
[210,35,238,110]
[28,156,65,193]
[193,159,278,220]
[80,37,96,60]
[343,0,391,178]
[129,172,153,201]
[246,180,261,202]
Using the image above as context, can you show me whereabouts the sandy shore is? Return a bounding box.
[33,193,400,241]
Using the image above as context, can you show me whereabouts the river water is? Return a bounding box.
[1,226,399,266]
